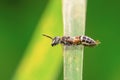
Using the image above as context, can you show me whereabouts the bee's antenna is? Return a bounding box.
[42,34,53,40]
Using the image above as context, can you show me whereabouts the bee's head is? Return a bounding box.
[42,34,61,47]
[51,37,60,46]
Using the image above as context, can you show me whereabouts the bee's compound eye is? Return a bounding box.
[51,36,60,46]
[52,39,55,44]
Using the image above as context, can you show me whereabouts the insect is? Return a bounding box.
[42,34,100,47]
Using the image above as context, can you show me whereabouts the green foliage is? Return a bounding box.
[13,0,63,80]
[63,0,86,80]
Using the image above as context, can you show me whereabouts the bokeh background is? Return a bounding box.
[0,0,120,80]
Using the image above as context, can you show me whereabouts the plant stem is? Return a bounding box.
[62,0,87,80]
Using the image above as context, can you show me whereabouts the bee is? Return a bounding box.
[42,34,100,47]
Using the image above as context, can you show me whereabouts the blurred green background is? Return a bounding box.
[0,0,120,80]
